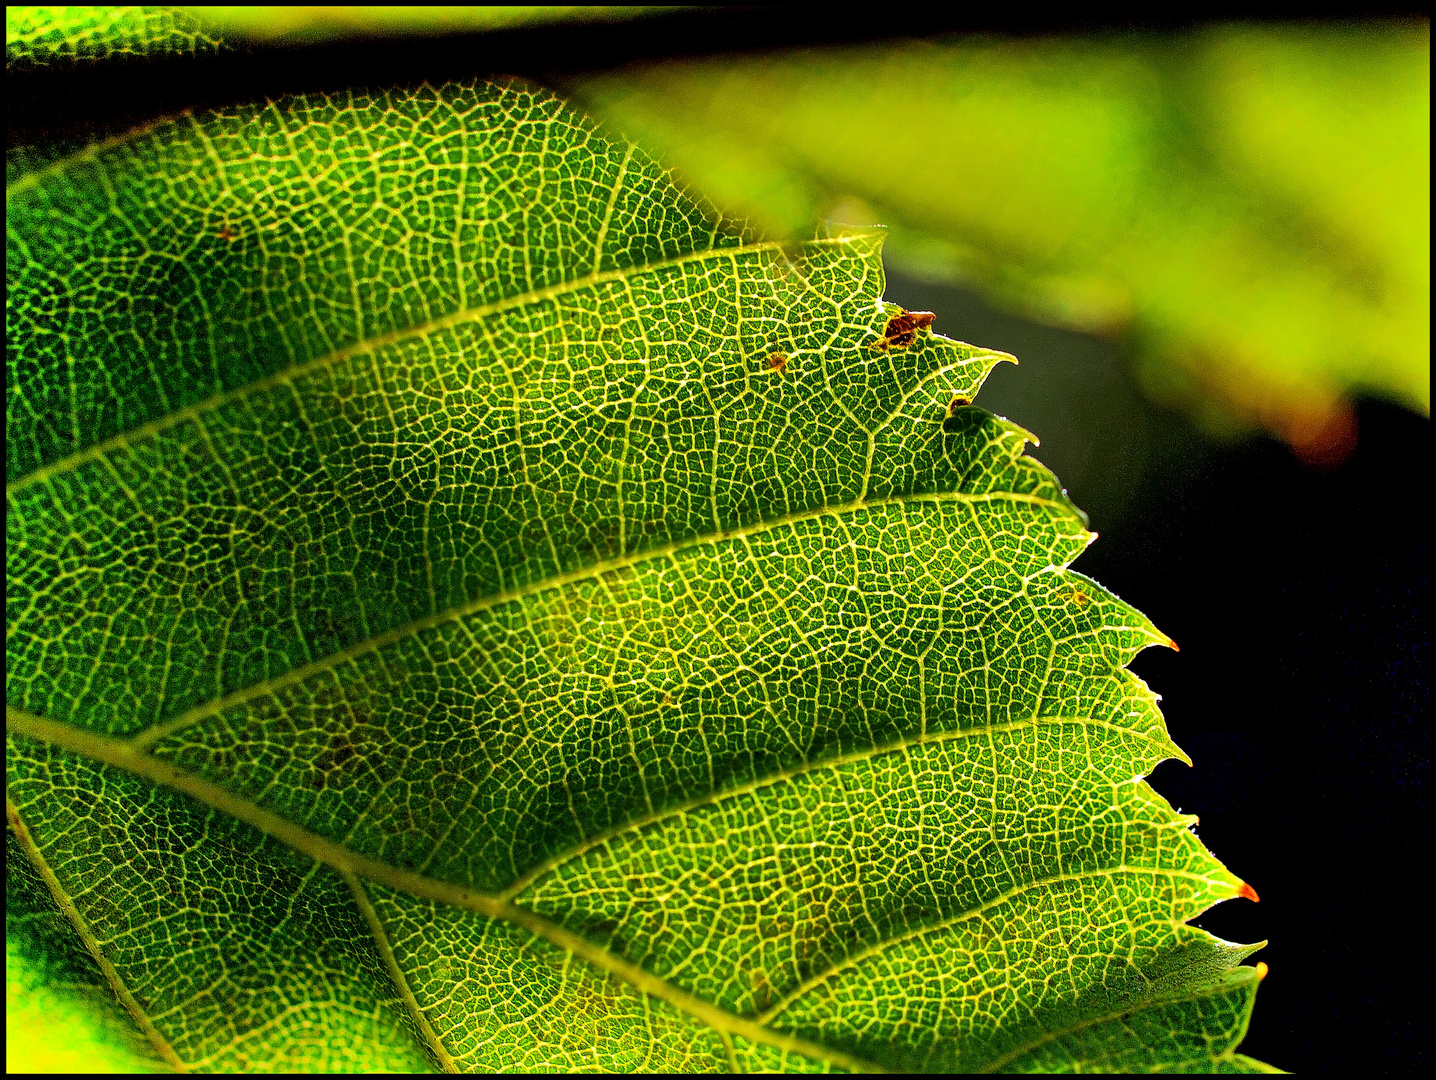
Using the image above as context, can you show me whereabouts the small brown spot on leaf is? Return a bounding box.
[1064,587,1092,609]
[217,223,237,243]
[766,351,789,374]
[943,396,971,432]
[869,308,936,351]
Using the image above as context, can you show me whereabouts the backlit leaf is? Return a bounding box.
[7,80,1270,1072]
[5,5,225,68]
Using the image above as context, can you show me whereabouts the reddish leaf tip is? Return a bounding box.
[1237,881,1260,903]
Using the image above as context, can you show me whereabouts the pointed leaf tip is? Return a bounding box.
[1238,881,1261,903]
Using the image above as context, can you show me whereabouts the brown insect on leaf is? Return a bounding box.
[766,351,789,375]
[869,308,936,351]
[1063,586,1093,609]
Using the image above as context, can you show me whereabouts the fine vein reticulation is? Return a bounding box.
[7,80,1270,1072]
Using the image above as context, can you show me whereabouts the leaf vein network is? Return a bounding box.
[5,234,858,500]
[9,708,1214,1074]
[126,487,1075,750]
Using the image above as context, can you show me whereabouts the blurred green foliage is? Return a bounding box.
[576,26,1430,456]
[186,5,666,42]
[4,5,660,64]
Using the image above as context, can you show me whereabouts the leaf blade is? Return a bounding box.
[7,80,1269,1072]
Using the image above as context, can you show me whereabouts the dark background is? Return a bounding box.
[10,9,1429,1072]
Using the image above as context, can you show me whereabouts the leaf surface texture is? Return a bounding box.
[7,81,1268,1072]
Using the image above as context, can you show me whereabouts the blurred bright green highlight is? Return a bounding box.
[5,6,224,66]
[186,5,670,42]
[577,25,1430,457]
[6,914,165,1072]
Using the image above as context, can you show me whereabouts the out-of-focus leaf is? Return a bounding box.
[4,5,665,68]
[576,26,1430,458]
[7,81,1270,1071]
[187,6,670,43]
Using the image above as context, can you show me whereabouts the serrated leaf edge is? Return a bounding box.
[9,705,1249,1073]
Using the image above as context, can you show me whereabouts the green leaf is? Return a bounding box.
[3,5,671,68]
[7,81,1269,1072]
[5,6,226,68]
[185,5,672,43]
[574,26,1430,452]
